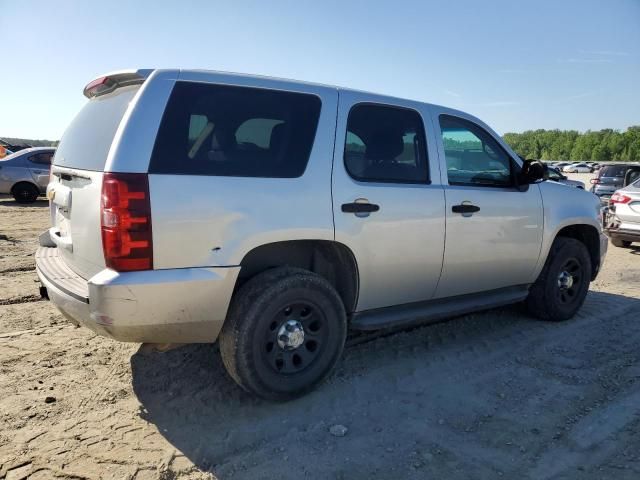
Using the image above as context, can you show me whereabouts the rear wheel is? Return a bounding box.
[219,267,347,401]
[12,183,39,203]
[526,237,591,321]
[611,238,632,248]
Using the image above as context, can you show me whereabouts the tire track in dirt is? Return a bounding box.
[0,294,43,306]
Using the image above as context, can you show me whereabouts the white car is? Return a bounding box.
[604,178,640,248]
[563,163,592,173]
[35,69,608,399]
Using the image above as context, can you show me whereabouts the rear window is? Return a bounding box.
[149,82,321,178]
[54,86,140,171]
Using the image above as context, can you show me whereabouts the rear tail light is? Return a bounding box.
[590,178,600,184]
[610,192,632,205]
[101,173,153,271]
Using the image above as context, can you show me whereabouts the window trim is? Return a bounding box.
[439,114,518,189]
[344,102,430,185]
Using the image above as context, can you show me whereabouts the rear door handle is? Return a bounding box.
[452,204,480,214]
[341,202,380,214]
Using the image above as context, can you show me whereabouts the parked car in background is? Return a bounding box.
[591,163,640,199]
[604,178,640,248]
[546,167,585,189]
[553,162,570,171]
[36,69,607,400]
[563,162,592,173]
[0,147,55,202]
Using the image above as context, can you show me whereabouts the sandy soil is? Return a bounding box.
[1,190,639,480]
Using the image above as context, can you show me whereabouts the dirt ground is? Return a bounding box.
[1,184,639,480]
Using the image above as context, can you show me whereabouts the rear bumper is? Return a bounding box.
[606,228,640,244]
[35,247,240,343]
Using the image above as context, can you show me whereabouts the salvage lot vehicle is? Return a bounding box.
[563,162,592,173]
[591,163,640,199]
[36,69,607,400]
[0,147,55,202]
[604,178,640,248]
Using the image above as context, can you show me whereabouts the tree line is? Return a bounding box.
[1,137,58,148]
[502,126,640,162]
[5,126,640,163]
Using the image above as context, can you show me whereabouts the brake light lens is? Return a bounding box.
[101,173,153,271]
[610,192,632,205]
[83,76,117,98]
[590,178,600,184]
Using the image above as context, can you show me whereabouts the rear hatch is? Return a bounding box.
[597,165,628,187]
[49,76,145,279]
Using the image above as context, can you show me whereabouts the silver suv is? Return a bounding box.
[36,69,607,400]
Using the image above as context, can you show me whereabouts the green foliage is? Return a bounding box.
[502,127,640,162]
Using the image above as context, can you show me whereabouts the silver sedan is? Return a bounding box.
[0,147,55,202]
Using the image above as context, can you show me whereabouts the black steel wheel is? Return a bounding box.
[526,237,592,321]
[219,267,347,401]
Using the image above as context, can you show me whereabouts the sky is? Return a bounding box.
[1,0,639,140]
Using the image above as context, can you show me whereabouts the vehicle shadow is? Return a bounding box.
[0,195,49,208]
[131,290,639,478]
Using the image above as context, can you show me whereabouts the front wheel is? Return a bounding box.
[526,237,591,321]
[219,267,347,401]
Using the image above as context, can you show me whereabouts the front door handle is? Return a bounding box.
[342,201,380,214]
[452,203,480,214]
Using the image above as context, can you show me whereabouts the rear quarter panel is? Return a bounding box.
[147,73,339,268]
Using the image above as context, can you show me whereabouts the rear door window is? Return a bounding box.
[149,82,322,178]
[344,104,428,183]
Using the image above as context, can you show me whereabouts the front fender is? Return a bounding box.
[533,181,603,280]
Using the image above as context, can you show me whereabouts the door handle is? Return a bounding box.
[341,202,380,214]
[452,204,480,214]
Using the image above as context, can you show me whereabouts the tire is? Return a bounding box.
[219,267,347,401]
[611,238,632,248]
[525,237,592,321]
[12,183,39,203]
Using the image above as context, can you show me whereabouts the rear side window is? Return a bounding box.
[29,151,54,165]
[344,104,428,183]
[149,82,322,178]
[55,86,139,171]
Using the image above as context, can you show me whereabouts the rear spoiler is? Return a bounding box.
[83,69,154,98]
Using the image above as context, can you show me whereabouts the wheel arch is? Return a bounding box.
[236,240,359,314]
[555,223,601,280]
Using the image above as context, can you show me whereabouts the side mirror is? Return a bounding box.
[520,159,545,184]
